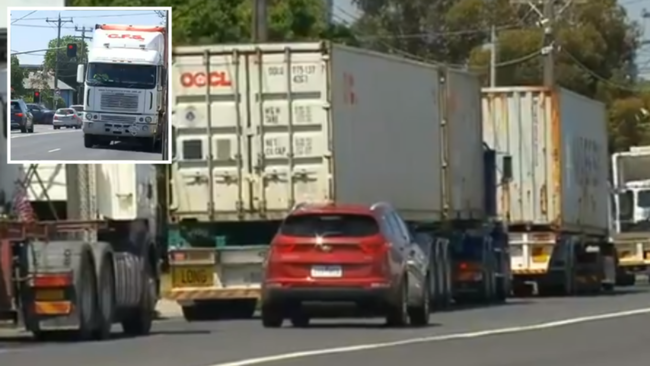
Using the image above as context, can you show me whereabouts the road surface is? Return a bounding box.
[2,286,650,366]
[9,125,163,162]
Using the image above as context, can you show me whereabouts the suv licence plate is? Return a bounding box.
[311,265,342,278]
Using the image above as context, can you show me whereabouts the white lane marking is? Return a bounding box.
[48,148,61,153]
[211,307,650,366]
[12,130,80,139]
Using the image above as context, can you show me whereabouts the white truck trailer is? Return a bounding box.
[0,164,159,340]
[77,24,168,152]
[167,42,510,320]
[610,146,650,279]
[482,86,615,296]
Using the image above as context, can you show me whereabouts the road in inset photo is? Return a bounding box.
[10,124,162,161]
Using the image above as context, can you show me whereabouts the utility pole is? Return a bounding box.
[46,14,73,99]
[489,2,498,87]
[510,0,587,87]
[74,26,92,104]
[251,0,268,42]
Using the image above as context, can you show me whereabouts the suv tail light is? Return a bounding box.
[15,113,23,117]
[273,242,295,253]
[360,241,389,255]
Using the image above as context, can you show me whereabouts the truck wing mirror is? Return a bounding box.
[76,64,85,84]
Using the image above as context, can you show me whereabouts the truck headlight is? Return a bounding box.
[145,116,152,123]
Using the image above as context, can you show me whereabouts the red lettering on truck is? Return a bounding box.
[108,34,145,41]
[180,72,232,87]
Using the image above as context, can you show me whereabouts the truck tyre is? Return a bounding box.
[385,277,408,327]
[121,258,155,336]
[408,274,430,326]
[75,251,98,340]
[84,134,95,148]
[92,254,115,340]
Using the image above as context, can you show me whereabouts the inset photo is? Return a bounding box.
[8,6,171,164]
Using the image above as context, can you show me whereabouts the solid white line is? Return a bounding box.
[48,148,61,153]
[210,307,650,366]
[11,130,80,139]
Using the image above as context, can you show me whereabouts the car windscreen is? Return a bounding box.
[280,214,379,238]
[56,109,74,115]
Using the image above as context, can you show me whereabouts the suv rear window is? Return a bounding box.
[280,214,379,238]
[11,102,21,111]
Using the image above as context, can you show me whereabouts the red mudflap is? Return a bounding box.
[0,240,12,311]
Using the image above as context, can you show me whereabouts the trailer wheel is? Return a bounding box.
[121,258,155,336]
[75,251,98,340]
[92,254,115,340]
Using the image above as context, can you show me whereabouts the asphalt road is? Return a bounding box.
[9,125,163,162]
[2,286,650,366]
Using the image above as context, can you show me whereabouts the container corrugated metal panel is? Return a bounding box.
[482,87,609,234]
[95,164,157,221]
[612,149,650,187]
[171,42,485,222]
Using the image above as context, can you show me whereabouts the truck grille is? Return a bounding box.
[100,93,138,111]
[100,115,136,123]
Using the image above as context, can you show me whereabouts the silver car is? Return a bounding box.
[53,108,82,129]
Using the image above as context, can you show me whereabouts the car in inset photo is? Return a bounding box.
[53,108,82,129]
[10,99,34,133]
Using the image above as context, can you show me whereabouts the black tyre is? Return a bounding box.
[75,252,98,340]
[92,255,115,340]
[289,309,310,328]
[408,275,430,326]
[121,258,155,336]
[84,134,95,148]
[261,302,283,328]
[385,279,408,327]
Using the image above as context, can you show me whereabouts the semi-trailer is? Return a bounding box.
[482,86,616,296]
[166,42,510,321]
[0,164,160,340]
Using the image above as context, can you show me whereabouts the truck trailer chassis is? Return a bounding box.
[0,220,158,340]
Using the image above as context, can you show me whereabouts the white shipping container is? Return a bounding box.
[171,42,486,222]
[23,163,156,221]
[482,87,609,235]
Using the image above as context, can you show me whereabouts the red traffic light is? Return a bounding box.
[68,45,73,49]
[34,92,39,97]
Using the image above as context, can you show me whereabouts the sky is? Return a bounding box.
[9,9,165,65]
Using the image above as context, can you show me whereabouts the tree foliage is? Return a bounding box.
[352,0,644,152]
[10,56,26,96]
[43,35,89,91]
[69,0,357,46]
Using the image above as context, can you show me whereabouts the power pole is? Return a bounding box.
[489,2,498,87]
[510,0,587,87]
[251,0,268,42]
[74,26,92,104]
[46,14,73,99]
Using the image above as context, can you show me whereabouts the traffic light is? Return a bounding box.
[33,91,40,103]
[66,43,77,58]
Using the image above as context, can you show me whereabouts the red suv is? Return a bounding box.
[260,201,430,328]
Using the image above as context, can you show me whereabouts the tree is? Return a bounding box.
[10,56,26,97]
[43,35,89,91]
[68,0,357,45]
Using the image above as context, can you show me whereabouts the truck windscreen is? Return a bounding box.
[86,62,156,89]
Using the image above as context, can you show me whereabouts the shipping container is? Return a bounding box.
[171,42,485,222]
[22,163,156,221]
[482,87,609,235]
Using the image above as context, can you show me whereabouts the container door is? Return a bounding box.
[171,49,249,221]
[248,48,332,219]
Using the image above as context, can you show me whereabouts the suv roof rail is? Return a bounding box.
[370,201,392,210]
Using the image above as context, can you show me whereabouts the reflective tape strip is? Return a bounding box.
[33,301,72,315]
[163,288,261,300]
[512,268,547,275]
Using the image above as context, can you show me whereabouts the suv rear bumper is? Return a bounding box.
[262,285,394,304]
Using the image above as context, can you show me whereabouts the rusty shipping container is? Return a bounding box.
[482,87,609,235]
